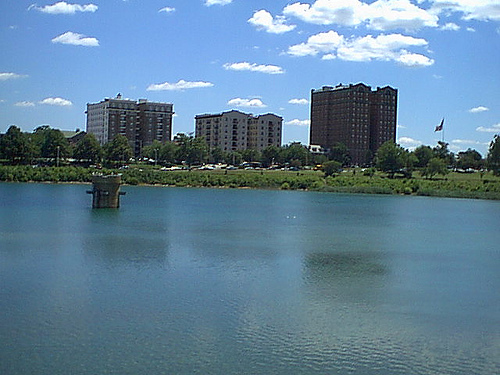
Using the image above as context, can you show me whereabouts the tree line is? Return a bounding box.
[1,125,500,176]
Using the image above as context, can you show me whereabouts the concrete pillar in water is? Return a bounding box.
[87,174,125,208]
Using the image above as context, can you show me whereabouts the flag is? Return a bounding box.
[435,118,444,132]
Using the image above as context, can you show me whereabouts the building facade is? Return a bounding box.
[195,110,282,152]
[86,94,174,155]
[310,83,397,165]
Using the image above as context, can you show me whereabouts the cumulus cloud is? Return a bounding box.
[288,98,309,105]
[0,72,28,81]
[51,31,99,46]
[29,2,98,14]
[283,0,438,31]
[398,136,422,149]
[223,62,284,74]
[248,10,296,34]
[147,79,214,91]
[205,0,232,6]
[451,139,484,145]
[288,31,434,67]
[430,0,500,22]
[285,119,310,127]
[159,7,175,13]
[15,101,35,107]
[440,22,460,31]
[39,97,73,106]
[227,98,267,108]
[469,106,489,113]
[476,123,500,133]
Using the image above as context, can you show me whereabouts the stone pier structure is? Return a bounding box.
[87,174,125,208]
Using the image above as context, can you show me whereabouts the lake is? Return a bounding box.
[1,183,499,374]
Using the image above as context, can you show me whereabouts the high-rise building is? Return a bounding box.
[195,110,282,152]
[86,94,174,155]
[310,83,397,165]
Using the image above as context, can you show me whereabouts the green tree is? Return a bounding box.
[487,135,500,176]
[261,145,282,167]
[0,125,31,164]
[322,160,342,177]
[175,133,208,166]
[142,140,163,161]
[104,135,133,163]
[375,141,406,178]
[433,141,455,166]
[209,147,226,164]
[282,142,310,166]
[159,141,179,164]
[422,157,449,179]
[329,142,351,166]
[413,145,433,168]
[73,133,102,163]
[456,148,483,171]
[40,128,71,160]
[241,148,261,163]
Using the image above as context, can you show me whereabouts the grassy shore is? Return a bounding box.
[1,164,500,200]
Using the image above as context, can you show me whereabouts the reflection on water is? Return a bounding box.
[1,183,499,375]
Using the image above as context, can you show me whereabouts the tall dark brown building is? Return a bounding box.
[310,83,397,165]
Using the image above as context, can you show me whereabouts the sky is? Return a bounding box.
[1,0,499,156]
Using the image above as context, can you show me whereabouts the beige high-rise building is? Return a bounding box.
[310,83,397,165]
[195,110,282,152]
[86,94,174,155]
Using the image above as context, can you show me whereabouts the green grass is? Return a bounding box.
[1,165,499,200]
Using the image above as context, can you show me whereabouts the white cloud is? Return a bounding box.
[440,22,460,31]
[430,0,500,22]
[15,101,35,107]
[469,106,489,113]
[227,98,267,108]
[0,72,28,81]
[205,0,232,6]
[223,62,284,74]
[39,97,73,106]
[285,119,310,127]
[476,124,500,133]
[451,139,484,145]
[288,31,434,67]
[159,7,175,13]
[288,98,309,105]
[398,136,422,147]
[466,27,476,32]
[283,0,438,31]
[30,2,98,14]
[51,31,99,46]
[147,79,214,91]
[248,10,296,34]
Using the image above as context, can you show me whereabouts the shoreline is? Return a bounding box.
[1,165,499,201]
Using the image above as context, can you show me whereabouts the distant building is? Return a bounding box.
[61,130,86,146]
[86,94,174,155]
[195,110,282,152]
[310,83,397,165]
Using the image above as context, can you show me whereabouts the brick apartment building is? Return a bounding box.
[310,83,397,165]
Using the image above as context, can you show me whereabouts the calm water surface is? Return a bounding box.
[1,183,499,374]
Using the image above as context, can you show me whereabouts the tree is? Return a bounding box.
[209,147,226,164]
[375,141,407,178]
[282,142,310,166]
[40,128,71,160]
[422,157,449,179]
[104,135,133,163]
[329,142,351,166]
[456,148,483,171]
[73,133,102,163]
[0,125,31,164]
[241,148,261,163]
[433,141,454,166]
[261,145,282,167]
[175,133,208,166]
[413,145,433,168]
[487,135,500,176]
[322,160,342,177]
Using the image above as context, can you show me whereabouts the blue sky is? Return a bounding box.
[1,0,499,156]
